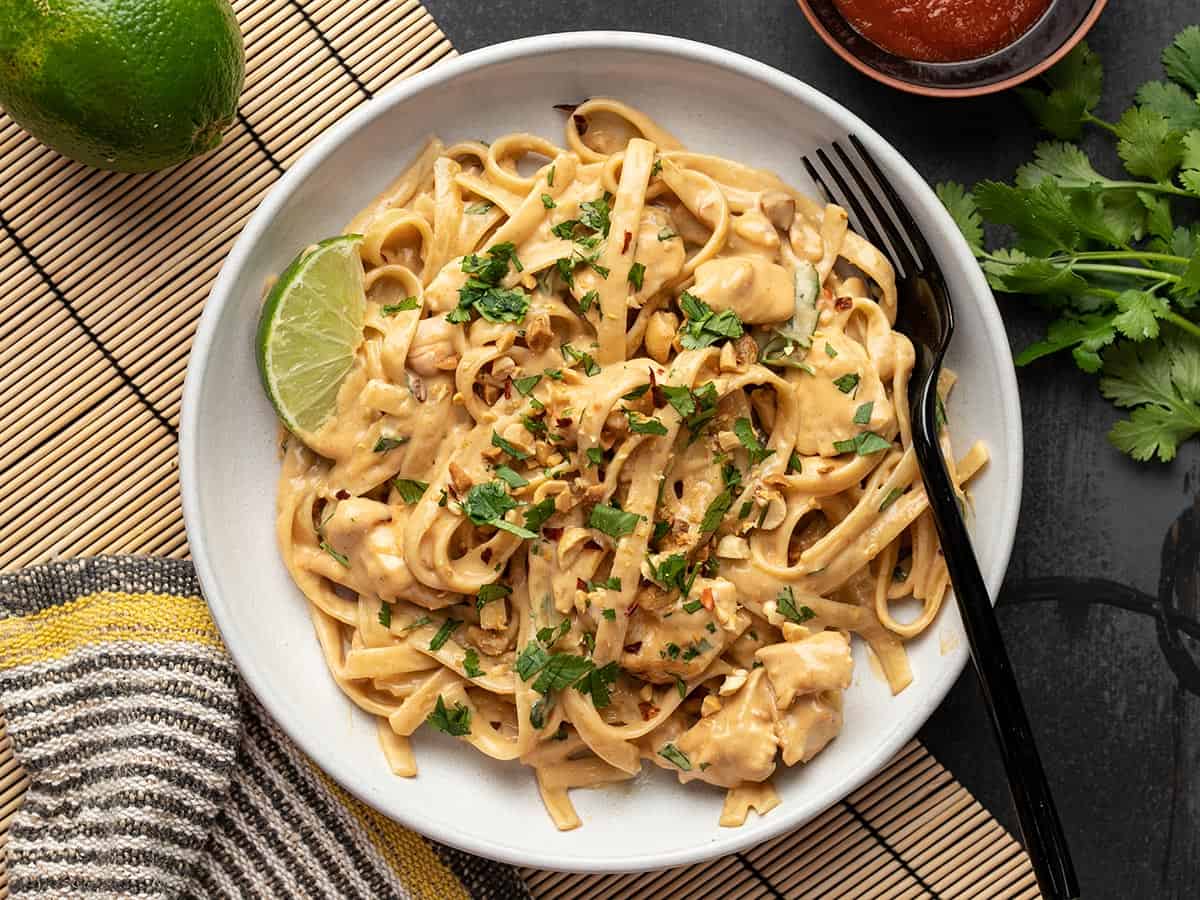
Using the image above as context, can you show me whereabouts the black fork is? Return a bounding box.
[803,137,1079,900]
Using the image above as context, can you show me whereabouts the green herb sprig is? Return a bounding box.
[938,28,1200,461]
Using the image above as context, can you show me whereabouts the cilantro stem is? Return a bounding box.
[1070,263,1180,283]
[1163,311,1200,341]
[1066,250,1190,266]
[1082,112,1119,135]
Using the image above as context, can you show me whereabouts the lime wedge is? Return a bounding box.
[255,234,365,437]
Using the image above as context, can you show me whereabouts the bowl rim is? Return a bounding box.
[180,30,1024,872]
[796,0,1109,97]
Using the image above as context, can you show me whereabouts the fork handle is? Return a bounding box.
[912,385,1079,900]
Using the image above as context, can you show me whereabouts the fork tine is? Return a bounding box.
[832,141,919,276]
[801,155,834,211]
[848,134,935,269]
[813,147,906,277]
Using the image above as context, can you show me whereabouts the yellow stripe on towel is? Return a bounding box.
[312,765,471,900]
[0,591,224,668]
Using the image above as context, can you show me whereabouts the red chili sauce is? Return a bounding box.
[833,0,1053,63]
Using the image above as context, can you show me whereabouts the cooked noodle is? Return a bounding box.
[272,99,988,830]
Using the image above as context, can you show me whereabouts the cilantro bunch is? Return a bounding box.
[938,27,1200,461]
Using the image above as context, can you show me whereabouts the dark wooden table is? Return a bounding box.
[424,2,1200,895]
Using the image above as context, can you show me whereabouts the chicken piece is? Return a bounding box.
[674,668,778,788]
[407,314,460,377]
[775,691,843,766]
[792,328,895,457]
[321,497,415,599]
[755,630,853,708]
[620,602,733,684]
[688,257,794,324]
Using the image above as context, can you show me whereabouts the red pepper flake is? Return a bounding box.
[576,578,589,592]
[621,230,632,254]
[638,701,660,721]
[573,114,588,135]
[626,602,639,616]
[504,376,513,399]
[335,489,350,500]
[482,547,493,564]
[556,416,573,428]
[543,526,564,540]
[700,587,714,611]
[623,641,643,653]
[553,102,580,113]
[835,296,853,311]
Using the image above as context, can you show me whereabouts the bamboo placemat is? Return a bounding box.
[0,1,1039,896]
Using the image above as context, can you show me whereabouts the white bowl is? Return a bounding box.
[180,32,1022,873]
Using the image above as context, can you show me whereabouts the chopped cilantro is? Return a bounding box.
[833,373,860,394]
[373,435,409,452]
[879,487,905,512]
[393,478,428,504]
[678,291,744,349]
[825,342,838,358]
[699,490,732,533]
[429,618,462,651]
[541,193,556,209]
[562,343,601,376]
[776,586,816,624]
[853,401,874,425]
[464,201,493,215]
[658,227,677,241]
[463,648,484,678]
[513,374,541,395]
[732,417,775,465]
[320,540,349,567]
[658,743,692,770]
[832,431,892,456]
[381,297,419,315]
[601,608,617,621]
[427,696,471,736]
[585,446,604,467]
[588,503,642,538]
[626,410,668,435]
[477,583,512,609]
[628,261,645,290]
[377,602,392,627]
[495,465,528,488]
[491,431,530,460]
[523,497,557,532]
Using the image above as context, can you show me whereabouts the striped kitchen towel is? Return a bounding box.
[0,557,529,900]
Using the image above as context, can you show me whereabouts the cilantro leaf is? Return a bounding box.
[1163,26,1200,94]
[1112,290,1169,341]
[699,489,732,533]
[429,618,461,651]
[1015,313,1117,373]
[973,180,1080,254]
[492,431,530,460]
[1136,81,1200,131]
[658,743,692,771]
[588,503,642,538]
[477,583,511,609]
[626,410,668,435]
[1016,42,1103,139]
[427,696,471,736]
[463,648,484,678]
[1114,106,1185,183]
[935,182,982,251]
[461,481,518,525]
[523,497,557,533]
[678,291,744,349]
[776,586,816,625]
[732,417,774,465]
[531,653,594,694]
[393,478,429,504]
[1100,336,1200,461]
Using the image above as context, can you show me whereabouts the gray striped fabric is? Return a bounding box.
[0,557,529,900]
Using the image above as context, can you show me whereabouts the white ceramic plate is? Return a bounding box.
[180,32,1022,873]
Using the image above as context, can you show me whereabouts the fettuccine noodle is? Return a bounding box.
[273,100,988,830]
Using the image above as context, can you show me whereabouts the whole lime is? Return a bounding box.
[0,0,245,172]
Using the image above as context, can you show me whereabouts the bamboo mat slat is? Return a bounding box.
[0,1,1037,896]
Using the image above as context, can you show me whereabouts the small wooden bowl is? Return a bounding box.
[797,0,1108,97]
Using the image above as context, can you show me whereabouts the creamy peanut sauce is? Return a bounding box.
[272,100,988,830]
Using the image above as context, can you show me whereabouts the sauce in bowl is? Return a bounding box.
[832,0,1054,63]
